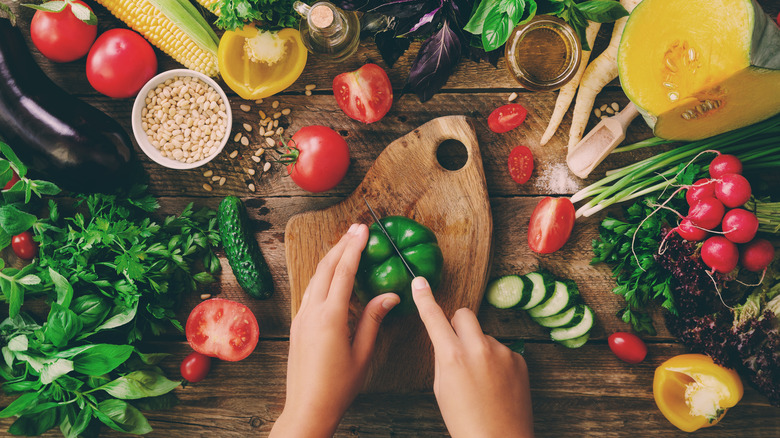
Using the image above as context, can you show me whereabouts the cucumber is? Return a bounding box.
[527,280,578,318]
[218,196,274,299]
[485,275,532,309]
[520,272,554,310]
[558,332,590,349]
[550,306,594,341]
[533,304,585,328]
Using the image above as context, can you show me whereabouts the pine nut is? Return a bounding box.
[599,104,608,111]
[263,162,271,172]
[200,294,211,300]
[255,147,265,156]
[273,112,281,119]
[255,99,263,104]
[243,123,252,132]
[264,131,274,137]
[305,84,316,91]
[305,90,312,96]
[240,137,249,146]
[508,92,518,102]
[611,102,620,111]
[265,137,275,147]
[248,183,256,192]
[229,150,238,158]
[605,107,615,115]
[281,108,291,115]
[259,110,266,119]
[219,177,226,186]
[240,104,251,112]
[275,127,284,135]
[212,175,220,181]
[203,170,213,177]
[594,108,602,118]
[203,183,213,191]
[251,155,261,163]
[273,120,279,128]
[272,101,279,109]
[247,168,256,176]
[233,132,242,142]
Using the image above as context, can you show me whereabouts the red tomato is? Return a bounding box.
[527,197,575,254]
[608,332,648,364]
[180,351,212,383]
[30,0,97,63]
[286,126,350,193]
[11,231,38,260]
[3,171,19,190]
[488,104,528,133]
[333,63,393,123]
[185,298,259,362]
[86,29,157,98]
[508,146,533,184]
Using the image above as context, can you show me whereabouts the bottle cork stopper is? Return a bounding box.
[310,4,334,28]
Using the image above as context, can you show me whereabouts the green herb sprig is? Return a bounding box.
[209,0,299,31]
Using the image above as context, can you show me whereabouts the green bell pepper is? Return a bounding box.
[354,216,444,315]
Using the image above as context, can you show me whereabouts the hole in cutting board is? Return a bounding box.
[436,139,468,171]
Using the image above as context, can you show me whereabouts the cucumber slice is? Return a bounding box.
[527,280,576,318]
[520,272,554,310]
[485,275,529,309]
[533,304,584,328]
[558,332,590,349]
[550,306,594,341]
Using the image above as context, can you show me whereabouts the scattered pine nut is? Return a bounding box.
[265,137,275,147]
[594,108,602,118]
[219,177,226,186]
[275,127,284,135]
[305,84,316,91]
[240,136,249,146]
[258,110,266,119]
[606,107,615,115]
[272,100,279,109]
[263,162,271,172]
[611,102,620,111]
[200,293,211,300]
[305,90,312,96]
[233,132,242,142]
[247,168,256,176]
[273,112,281,119]
[203,183,213,191]
[600,115,608,120]
[273,120,279,128]
[243,123,252,132]
[248,183,256,192]
[240,104,251,112]
[508,92,518,102]
[599,104,608,111]
[251,155,262,163]
[203,170,213,177]
[255,99,263,104]
[254,148,265,156]
[229,150,239,158]
[264,130,274,137]
[212,175,220,182]
[281,108,291,116]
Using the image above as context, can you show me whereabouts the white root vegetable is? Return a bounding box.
[540,21,601,146]
[567,0,643,149]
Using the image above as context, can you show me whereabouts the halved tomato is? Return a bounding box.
[333,63,393,123]
[488,104,528,133]
[528,197,576,254]
[185,298,259,362]
[508,145,533,184]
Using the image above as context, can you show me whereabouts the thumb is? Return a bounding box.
[352,293,400,365]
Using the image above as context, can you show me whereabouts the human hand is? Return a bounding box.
[412,276,534,438]
[270,224,400,438]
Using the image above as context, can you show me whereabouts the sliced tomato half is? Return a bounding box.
[508,145,534,184]
[333,63,393,123]
[488,104,528,133]
[185,298,260,362]
[527,197,576,254]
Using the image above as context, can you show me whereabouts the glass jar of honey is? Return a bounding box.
[505,15,581,91]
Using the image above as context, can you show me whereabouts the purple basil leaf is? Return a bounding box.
[405,19,463,102]
[332,0,383,11]
[449,0,475,25]
[372,0,440,36]
[375,30,411,67]
[404,1,444,36]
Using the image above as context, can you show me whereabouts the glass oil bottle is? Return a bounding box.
[293,1,360,62]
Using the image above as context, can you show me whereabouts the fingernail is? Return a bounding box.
[412,276,429,290]
[347,224,358,235]
[382,295,400,310]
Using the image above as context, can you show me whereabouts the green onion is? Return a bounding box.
[572,114,780,218]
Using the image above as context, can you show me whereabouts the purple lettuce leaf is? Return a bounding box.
[375,30,411,68]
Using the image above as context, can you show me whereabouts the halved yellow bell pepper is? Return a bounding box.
[218,26,307,100]
[653,354,743,433]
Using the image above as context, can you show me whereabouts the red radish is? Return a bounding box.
[685,178,716,206]
[701,236,739,274]
[687,198,725,230]
[721,209,758,243]
[740,239,775,273]
[676,218,708,241]
[715,173,751,208]
[709,154,743,178]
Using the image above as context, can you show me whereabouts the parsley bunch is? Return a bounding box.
[209,0,299,31]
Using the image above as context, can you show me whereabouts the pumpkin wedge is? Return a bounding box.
[618,0,780,140]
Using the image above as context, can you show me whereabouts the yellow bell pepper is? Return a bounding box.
[217,26,307,100]
[653,354,743,433]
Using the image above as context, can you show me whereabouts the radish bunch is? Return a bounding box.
[670,154,775,275]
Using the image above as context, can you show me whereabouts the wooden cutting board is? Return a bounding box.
[284,116,493,392]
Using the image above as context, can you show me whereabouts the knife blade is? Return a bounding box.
[363,197,417,278]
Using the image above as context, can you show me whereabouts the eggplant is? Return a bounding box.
[0,18,135,193]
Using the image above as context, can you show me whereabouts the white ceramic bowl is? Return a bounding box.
[132,69,232,170]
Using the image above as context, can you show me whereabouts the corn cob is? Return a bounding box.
[95,0,220,77]
[197,0,220,15]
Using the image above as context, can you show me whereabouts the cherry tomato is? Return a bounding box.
[3,171,19,190]
[488,104,528,133]
[11,231,38,260]
[180,351,212,383]
[285,126,350,193]
[86,29,157,98]
[527,197,575,254]
[30,0,97,63]
[185,298,259,362]
[333,63,393,123]
[508,145,533,184]
[608,332,648,364]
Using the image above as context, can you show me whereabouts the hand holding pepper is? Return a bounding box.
[270,224,400,438]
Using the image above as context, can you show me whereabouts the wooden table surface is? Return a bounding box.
[2,1,780,436]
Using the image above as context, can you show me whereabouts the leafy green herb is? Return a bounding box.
[209,0,299,31]
[540,0,628,51]
[466,0,538,52]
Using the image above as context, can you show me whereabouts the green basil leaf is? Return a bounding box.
[464,0,499,34]
[44,303,82,348]
[575,0,629,23]
[22,1,67,13]
[8,406,60,436]
[135,351,169,365]
[7,334,28,352]
[0,228,10,251]
[102,370,180,400]
[518,0,537,25]
[535,0,565,15]
[0,204,37,235]
[73,344,133,376]
[7,282,23,319]
[0,392,39,418]
[40,357,74,384]
[30,180,61,197]
[95,399,152,435]
[131,392,179,411]
[192,271,215,284]
[87,301,137,335]
[71,295,111,331]
[49,268,73,308]
[60,404,92,438]
[504,0,525,22]
[2,346,14,367]
[482,8,514,52]
[56,374,84,392]
[0,142,27,178]
[17,274,41,286]
[68,2,97,25]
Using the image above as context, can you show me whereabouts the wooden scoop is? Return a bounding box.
[567,102,640,179]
